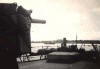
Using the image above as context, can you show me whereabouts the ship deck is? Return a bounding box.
[19,60,100,69]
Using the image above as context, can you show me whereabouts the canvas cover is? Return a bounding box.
[0,3,31,56]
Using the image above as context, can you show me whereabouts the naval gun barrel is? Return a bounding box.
[25,11,46,24]
[25,10,46,24]
[31,19,46,24]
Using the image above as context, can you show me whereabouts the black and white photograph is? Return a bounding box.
[0,0,100,69]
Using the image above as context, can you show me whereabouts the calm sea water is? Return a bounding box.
[31,43,100,53]
[17,43,100,62]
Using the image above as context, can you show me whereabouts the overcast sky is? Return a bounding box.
[1,0,100,41]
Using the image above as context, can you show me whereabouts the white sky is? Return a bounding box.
[1,0,100,41]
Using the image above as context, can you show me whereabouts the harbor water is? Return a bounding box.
[31,43,99,53]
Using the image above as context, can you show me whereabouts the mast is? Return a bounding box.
[76,33,77,46]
